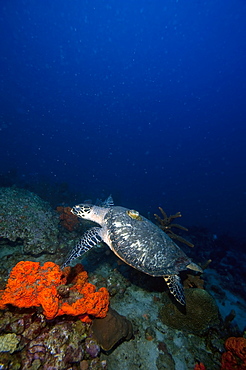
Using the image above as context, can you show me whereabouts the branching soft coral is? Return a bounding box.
[0,261,109,323]
[221,337,246,370]
[154,206,194,248]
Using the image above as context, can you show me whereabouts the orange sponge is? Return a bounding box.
[221,337,246,370]
[194,363,206,370]
[0,261,109,322]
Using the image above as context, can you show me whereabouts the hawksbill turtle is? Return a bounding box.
[62,196,202,305]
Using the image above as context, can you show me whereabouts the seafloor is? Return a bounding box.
[0,186,245,370]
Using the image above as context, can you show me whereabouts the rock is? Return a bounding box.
[0,187,59,255]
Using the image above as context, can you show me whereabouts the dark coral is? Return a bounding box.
[160,288,220,335]
[90,307,133,351]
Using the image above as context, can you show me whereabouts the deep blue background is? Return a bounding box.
[1,0,246,239]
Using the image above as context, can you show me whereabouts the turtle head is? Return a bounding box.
[71,203,107,224]
[71,204,94,219]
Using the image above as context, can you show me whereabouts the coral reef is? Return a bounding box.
[0,187,59,254]
[90,307,133,351]
[56,205,79,231]
[0,309,106,369]
[159,288,220,335]
[221,336,246,369]
[0,261,109,322]
[25,321,85,369]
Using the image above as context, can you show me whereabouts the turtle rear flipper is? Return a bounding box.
[163,275,185,305]
[62,227,102,268]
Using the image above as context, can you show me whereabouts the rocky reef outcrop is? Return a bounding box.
[0,187,59,254]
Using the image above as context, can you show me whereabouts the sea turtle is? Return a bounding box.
[62,196,202,305]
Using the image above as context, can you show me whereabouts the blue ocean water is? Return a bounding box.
[1,0,246,241]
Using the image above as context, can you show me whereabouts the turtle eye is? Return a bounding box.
[81,205,91,214]
[76,205,92,218]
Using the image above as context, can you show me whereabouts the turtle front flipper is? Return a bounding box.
[163,275,185,305]
[61,227,102,268]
